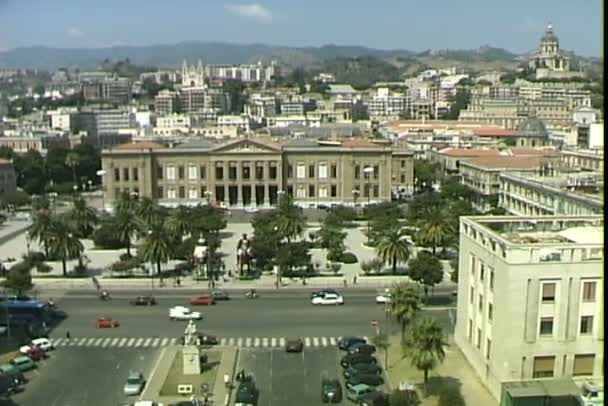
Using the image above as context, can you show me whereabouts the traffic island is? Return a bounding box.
[159,349,220,398]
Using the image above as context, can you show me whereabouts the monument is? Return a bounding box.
[182,320,202,375]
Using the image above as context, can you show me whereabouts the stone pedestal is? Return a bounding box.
[182,345,201,375]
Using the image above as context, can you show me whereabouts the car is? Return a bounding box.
[346,374,384,388]
[348,343,377,356]
[235,376,258,406]
[375,293,391,304]
[311,289,339,299]
[338,336,367,351]
[169,307,202,321]
[123,371,145,396]
[346,383,377,402]
[129,296,157,306]
[285,338,304,353]
[211,290,230,300]
[0,364,26,385]
[169,402,202,406]
[19,337,54,354]
[358,391,390,406]
[178,333,219,346]
[96,317,120,328]
[321,378,342,403]
[10,357,36,373]
[311,293,344,306]
[343,363,382,379]
[190,295,215,306]
[340,354,377,369]
[133,402,165,406]
[24,347,48,362]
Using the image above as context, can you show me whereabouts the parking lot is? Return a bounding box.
[237,347,348,406]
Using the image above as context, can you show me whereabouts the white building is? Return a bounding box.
[588,123,604,149]
[367,87,409,118]
[217,115,251,132]
[455,215,604,401]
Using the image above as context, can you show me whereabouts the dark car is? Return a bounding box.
[179,333,219,346]
[358,391,390,406]
[286,339,304,353]
[340,354,377,369]
[321,378,342,403]
[311,289,338,299]
[235,376,258,405]
[348,343,376,356]
[169,401,203,406]
[211,290,230,300]
[343,363,382,379]
[25,347,48,362]
[346,374,384,388]
[129,296,157,306]
[338,336,366,351]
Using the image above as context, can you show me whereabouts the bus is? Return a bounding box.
[0,300,51,337]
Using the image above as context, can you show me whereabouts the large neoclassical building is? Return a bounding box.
[100,137,414,210]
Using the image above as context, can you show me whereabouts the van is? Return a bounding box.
[346,383,376,402]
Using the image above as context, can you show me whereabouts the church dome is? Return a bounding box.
[516,117,548,137]
[541,24,559,43]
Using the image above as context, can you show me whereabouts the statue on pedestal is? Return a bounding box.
[183,320,200,346]
[236,233,253,275]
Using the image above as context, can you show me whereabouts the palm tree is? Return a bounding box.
[47,220,84,276]
[136,197,163,225]
[402,317,447,388]
[375,226,411,274]
[389,282,421,343]
[139,219,172,283]
[275,194,306,243]
[419,212,452,256]
[166,206,193,240]
[113,209,142,257]
[114,191,138,214]
[65,152,80,185]
[372,332,390,368]
[67,196,98,238]
[28,210,53,257]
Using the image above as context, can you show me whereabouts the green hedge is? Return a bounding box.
[340,252,358,264]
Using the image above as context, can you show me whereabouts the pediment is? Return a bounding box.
[211,138,281,154]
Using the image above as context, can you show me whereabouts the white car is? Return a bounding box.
[20,337,54,354]
[169,307,202,320]
[311,293,344,306]
[375,293,391,304]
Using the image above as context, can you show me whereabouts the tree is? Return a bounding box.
[449,257,459,283]
[389,283,421,343]
[222,79,247,114]
[47,219,84,276]
[390,388,420,406]
[407,192,443,225]
[67,196,97,238]
[275,194,306,243]
[28,209,54,257]
[114,191,139,214]
[166,206,194,240]
[113,209,142,256]
[372,332,390,368]
[375,226,411,274]
[139,219,172,282]
[413,161,439,193]
[13,149,47,194]
[136,197,163,225]
[418,210,453,256]
[2,262,34,295]
[408,251,444,299]
[402,317,448,387]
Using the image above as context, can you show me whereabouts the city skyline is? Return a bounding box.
[0,0,603,57]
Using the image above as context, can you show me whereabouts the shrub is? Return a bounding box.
[340,252,358,264]
[360,261,372,275]
[119,253,133,261]
[327,262,342,275]
[93,221,124,250]
[438,386,465,406]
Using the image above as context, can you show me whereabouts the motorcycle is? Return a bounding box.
[245,291,258,299]
[100,290,111,301]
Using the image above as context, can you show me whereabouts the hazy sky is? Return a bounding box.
[0,0,603,56]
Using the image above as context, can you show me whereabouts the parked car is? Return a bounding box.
[96,317,120,328]
[343,363,382,379]
[10,357,36,373]
[311,289,339,299]
[358,391,390,406]
[235,376,258,406]
[347,344,376,356]
[19,337,54,354]
[321,378,342,403]
[346,374,384,388]
[311,293,344,306]
[24,347,48,362]
[129,296,157,306]
[190,296,215,306]
[211,290,230,301]
[0,364,26,385]
[338,336,366,351]
[123,371,145,396]
[169,307,202,321]
[340,354,377,369]
[346,383,376,402]
[285,339,304,353]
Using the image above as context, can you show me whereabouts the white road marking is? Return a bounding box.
[262,338,268,347]
[254,338,260,347]
[312,337,319,347]
[237,338,243,347]
[219,338,227,346]
[271,338,277,347]
[77,338,87,346]
[85,338,96,346]
[134,338,144,347]
[279,337,286,347]
[228,338,235,346]
[304,337,311,347]
[169,338,177,345]
[94,338,104,346]
[151,338,160,347]
[53,338,64,347]
[329,337,337,346]
[110,338,119,347]
[142,338,152,347]
[160,338,168,347]
[321,337,328,347]
[140,348,166,401]
[127,338,136,347]
[118,338,128,347]
[245,337,252,347]
[101,338,111,348]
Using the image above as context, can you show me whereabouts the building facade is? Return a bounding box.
[0,159,17,193]
[455,215,604,400]
[101,137,414,209]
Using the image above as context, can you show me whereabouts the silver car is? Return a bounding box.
[123,372,145,396]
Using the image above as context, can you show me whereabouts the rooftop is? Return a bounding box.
[462,156,550,170]
[501,171,604,203]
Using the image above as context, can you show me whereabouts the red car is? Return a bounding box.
[26,347,49,362]
[190,296,215,306]
[96,317,120,328]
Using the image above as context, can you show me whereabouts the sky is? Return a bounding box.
[0,0,603,56]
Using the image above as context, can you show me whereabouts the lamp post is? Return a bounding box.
[72,184,78,195]
[25,231,31,255]
[96,170,107,212]
[273,225,281,288]
[363,167,375,245]
[87,180,93,191]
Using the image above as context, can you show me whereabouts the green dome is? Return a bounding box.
[517,117,548,137]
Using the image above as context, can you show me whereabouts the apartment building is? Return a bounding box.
[455,215,603,400]
[101,137,414,209]
[81,77,132,103]
[0,159,17,193]
[245,94,277,119]
[179,87,230,114]
[154,90,180,115]
[204,61,277,83]
[367,87,410,118]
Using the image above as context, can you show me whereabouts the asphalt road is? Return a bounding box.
[10,347,162,406]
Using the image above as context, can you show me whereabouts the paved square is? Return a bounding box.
[237,347,345,406]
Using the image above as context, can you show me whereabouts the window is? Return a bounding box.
[470,255,476,276]
[114,168,120,181]
[215,166,223,180]
[200,165,206,179]
[133,168,139,181]
[319,186,328,198]
[269,165,277,179]
[157,186,163,198]
[401,174,405,183]
[255,165,264,180]
[401,160,405,168]
[355,165,360,179]
[480,264,485,281]
[297,164,306,179]
[488,303,493,321]
[319,163,328,179]
[533,356,555,378]
[476,328,482,349]
[242,165,250,180]
[331,185,337,197]
[478,294,483,312]
[541,283,556,303]
[539,317,554,336]
[200,186,207,198]
[580,316,593,334]
[486,339,491,360]
[309,185,315,197]
[308,165,315,178]
[188,165,197,180]
[157,165,163,179]
[582,281,597,302]
[168,188,176,199]
[229,166,237,180]
[189,188,197,199]
[167,166,176,180]
[373,165,379,179]
[178,186,185,198]
[123,168,129,181]
[331,164,337,178]
[573,354,595,376]
[373,185,379,197]
[296,186,305,198]
[470,287,475,304]
[178,166,185,180]
[287,164,293,178]
[489,269,495,291]
[468,319,473,341]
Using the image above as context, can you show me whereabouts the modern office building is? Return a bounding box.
[100,137,414,209]
[455,215,604,401]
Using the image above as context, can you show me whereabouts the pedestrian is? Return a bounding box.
[223,373,230,388]
[353,276,357,285]
[176,277,181,287]
[343,278,347,287]
[66,331,71,340]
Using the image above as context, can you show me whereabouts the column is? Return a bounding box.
[251,184,256,207]
[224,184,229,206]
[264,184,270,207]
[236,161,243,207]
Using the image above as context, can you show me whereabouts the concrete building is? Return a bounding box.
[560,148,604,173]
[0,133,71,155]
[101,137,414,210]
[154,90,180,115]
[82,77,132,103]
[88,108,136,136]
[455,215,604,401]
[204,61,277,83]
[528,25,582,80]
[0,159,17,193]
[367,87,410,119]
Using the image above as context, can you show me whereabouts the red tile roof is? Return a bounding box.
[508,147,560,157]
[463,156,550,170]
[115,142,165,150]
[341,138,383,148]
[438,148,501,157]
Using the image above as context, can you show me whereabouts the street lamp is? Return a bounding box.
[72,184,78,195]
[96,170,107,212]
[363,167,375,245]
[25,231,31,255]
[273,225,281,288]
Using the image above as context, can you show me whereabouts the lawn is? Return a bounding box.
[159,350,221,397]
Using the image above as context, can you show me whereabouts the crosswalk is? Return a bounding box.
[49,335,369,349]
